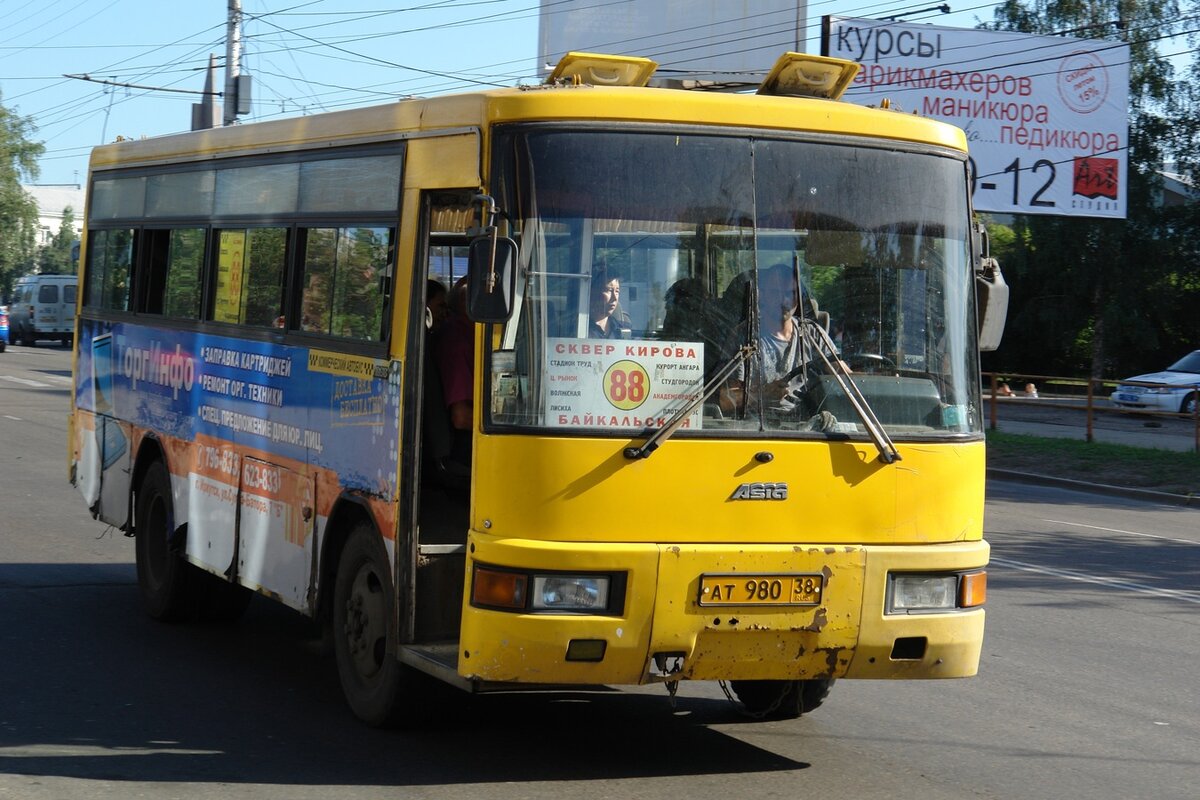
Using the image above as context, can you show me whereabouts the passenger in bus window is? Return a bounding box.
[661,277,708,342]
[433,276,474,465]
[426,278,449,332]
[588,271,632,339]
[661,277,722,378]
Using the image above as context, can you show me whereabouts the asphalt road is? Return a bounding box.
[2,344,1198,799]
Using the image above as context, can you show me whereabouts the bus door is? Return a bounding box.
[411,192,475,642]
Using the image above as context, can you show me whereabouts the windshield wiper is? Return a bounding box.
[623,343,756,460]
[801,320,901,464]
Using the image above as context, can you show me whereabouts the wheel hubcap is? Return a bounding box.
[343,564,386,678]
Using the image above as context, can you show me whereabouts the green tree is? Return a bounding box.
[37,207,77,274]
[981,0,1192,379]
[0,97,44,299]
[1163,3,1200,345]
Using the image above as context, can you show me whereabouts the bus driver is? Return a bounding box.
[719,263,806,416]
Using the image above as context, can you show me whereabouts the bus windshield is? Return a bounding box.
[486,128,980,440]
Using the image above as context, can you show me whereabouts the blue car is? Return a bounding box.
[0,304,8,352]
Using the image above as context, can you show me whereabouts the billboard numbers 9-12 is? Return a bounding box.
[824,16,1129,219]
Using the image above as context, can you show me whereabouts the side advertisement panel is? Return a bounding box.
[73,319,401,613]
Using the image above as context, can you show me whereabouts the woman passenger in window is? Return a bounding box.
[588,271,631,339]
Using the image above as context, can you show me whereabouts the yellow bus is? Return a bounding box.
[70,52,1006,725]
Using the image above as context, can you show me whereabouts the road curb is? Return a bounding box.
[987,468,1199,508]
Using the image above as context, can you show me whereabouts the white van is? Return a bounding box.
[7,274,77,347]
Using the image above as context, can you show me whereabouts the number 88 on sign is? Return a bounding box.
[604,360,649,410]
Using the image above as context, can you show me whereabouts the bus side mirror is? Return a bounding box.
[976,256,1008,352]
[973,221,1007,352]
[467,232,518,323]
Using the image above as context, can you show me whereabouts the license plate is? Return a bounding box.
[698,573,823,606]
[1118,393,1139,402]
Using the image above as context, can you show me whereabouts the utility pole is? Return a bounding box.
[223,0,242,126]
[192,54,221,131]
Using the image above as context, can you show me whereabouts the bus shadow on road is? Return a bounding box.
[0,563,809,786]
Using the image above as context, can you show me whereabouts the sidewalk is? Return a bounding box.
[987,399,1199,506]
[994,419,1198,453]
[988,394,1199,454]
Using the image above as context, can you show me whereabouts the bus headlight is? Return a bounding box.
[891,574,956,611]
[887,571,986,614]
[532,575,610,611]
[471,565,619,614]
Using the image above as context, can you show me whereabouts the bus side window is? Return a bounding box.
[85,228,136,312]
[299,225,393,340]
[211,227,288,327]
[163,229,205,319]
[242,228,288,328]
[139,228,204,318]
[137,230,171,314]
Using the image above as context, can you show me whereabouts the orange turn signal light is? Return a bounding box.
[959,571,987,608]
[472,567,527,610]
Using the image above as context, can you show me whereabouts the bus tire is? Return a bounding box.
[729,678,834,719]
[333,523,412,727]
[135,459,196,621]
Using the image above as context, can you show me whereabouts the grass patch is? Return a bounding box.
[986,430,1200,497]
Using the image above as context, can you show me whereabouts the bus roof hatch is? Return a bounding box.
[757,53,860,100]
[546,52,659,87]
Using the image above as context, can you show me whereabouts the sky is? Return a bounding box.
[0,0,1157,190]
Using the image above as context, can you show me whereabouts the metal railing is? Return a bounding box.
[983,371,1200,453]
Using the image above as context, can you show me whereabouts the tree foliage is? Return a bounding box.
[980,0,1198,379]
[37,207,78,274]
[0,97,44,299]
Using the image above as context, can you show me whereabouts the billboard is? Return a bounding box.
[824,16,1129,219]
[539,0,807,84]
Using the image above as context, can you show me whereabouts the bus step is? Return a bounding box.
[399,642,469,689]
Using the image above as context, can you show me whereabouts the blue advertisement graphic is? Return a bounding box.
[77,319,399,498]
[90,332,128,470]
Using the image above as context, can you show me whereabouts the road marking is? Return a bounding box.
[990,556,1200,605]
[1041,518,1199,546]
[0,743,221,758]
[0,375,51,388]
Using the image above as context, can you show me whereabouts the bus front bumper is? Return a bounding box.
[457,535,987,685]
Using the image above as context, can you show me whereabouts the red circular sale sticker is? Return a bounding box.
[603,360,650,410]
[1057,50,1108,114]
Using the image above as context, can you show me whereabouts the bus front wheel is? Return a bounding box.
[333,524,414,726]
[729,678,834,719]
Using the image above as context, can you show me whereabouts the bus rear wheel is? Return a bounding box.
[135,459,252,622]
[135,460,196,621]
[729,678,834,719]
[333,524,417,727]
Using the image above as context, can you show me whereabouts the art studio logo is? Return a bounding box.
[1072,156,1119,200]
